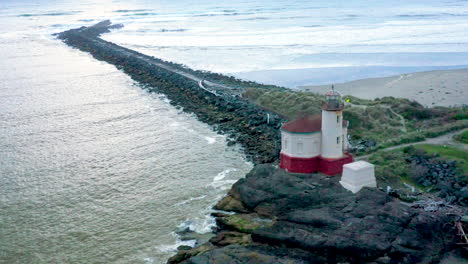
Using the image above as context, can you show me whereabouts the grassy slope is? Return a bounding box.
[243,88,468,153]
[414,144,467,174]
[368,143,467,194]
[368,149,412,189]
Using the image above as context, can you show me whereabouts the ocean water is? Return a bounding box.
[0,1,253,263]
[0,0,467,263]
[101,0,468,86]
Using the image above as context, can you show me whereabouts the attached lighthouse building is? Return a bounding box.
[279,88,353,175]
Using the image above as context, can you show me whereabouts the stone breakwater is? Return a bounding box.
[56,20,286,164]
[170,165,459,264]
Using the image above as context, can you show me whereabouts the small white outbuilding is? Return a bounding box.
[339,161,376,193]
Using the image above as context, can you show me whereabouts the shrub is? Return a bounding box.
[454,130,468,144]
[452,112,468,120]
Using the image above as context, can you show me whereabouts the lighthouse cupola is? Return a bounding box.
[322,85,344,111]
[321,85,345,159]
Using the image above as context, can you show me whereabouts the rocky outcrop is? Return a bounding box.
[407,154,467,206]
[170,165,462,264]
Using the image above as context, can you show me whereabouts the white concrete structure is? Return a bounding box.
[340,161,376,193]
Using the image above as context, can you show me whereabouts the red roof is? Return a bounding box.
[282,114,322,133]
[282,114,348,133]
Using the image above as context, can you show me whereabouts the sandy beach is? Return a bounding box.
[300,68,468,107]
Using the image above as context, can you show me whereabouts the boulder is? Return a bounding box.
[214,195,249,213]
[168,244,215,264]
[209,231,252,246]
[216,213,273,233]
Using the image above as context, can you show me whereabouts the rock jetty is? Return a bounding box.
[56,20,286,164]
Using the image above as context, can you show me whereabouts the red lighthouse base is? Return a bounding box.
[318,154,353,175]
[279,153,319,174]
[280,153,353,175]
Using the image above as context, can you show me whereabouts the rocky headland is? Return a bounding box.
[169,165,463,264]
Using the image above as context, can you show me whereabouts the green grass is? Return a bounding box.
[243,87,468,152]
[368,150,411,188]
[414,144,468,173]
[243,88,323,118]
[368,145,468,192]
[454,130,468,144]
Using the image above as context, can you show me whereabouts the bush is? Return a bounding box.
[452,112,468,120]
[399,105,432,120]
[454,130,468,144]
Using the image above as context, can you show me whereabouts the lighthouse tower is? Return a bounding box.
[317,86,353,175]
[321,86,344,158]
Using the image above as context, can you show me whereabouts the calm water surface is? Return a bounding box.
[0,1,252,263]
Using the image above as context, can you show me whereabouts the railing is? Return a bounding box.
[322,100,344,111]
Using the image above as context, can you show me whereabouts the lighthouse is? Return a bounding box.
[321,86,345,159]
[279,86,353,175]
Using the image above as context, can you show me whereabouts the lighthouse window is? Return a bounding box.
[337,136,340,144]
[337,115,340,123]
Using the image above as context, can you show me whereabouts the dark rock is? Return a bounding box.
[389,213,453,263]
[374,256,391,264]
[175,165,462,264]
[422,180,432,187]
[213,195,249,213]
[280,207,343,229]
[216,213,273,233]
[209,231,252,246]
[177,245,193,251]
[168,244,216,264]
[180,244,319,264]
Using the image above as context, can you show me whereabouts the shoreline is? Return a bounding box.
[231,65,468,90]
[300,68,468,107]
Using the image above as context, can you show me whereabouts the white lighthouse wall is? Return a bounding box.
[281,131,321,158]
[321,110,343,158]
[342,126,349,152]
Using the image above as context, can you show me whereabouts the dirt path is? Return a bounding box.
[385,106,407,133]
[357,128,468,160]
